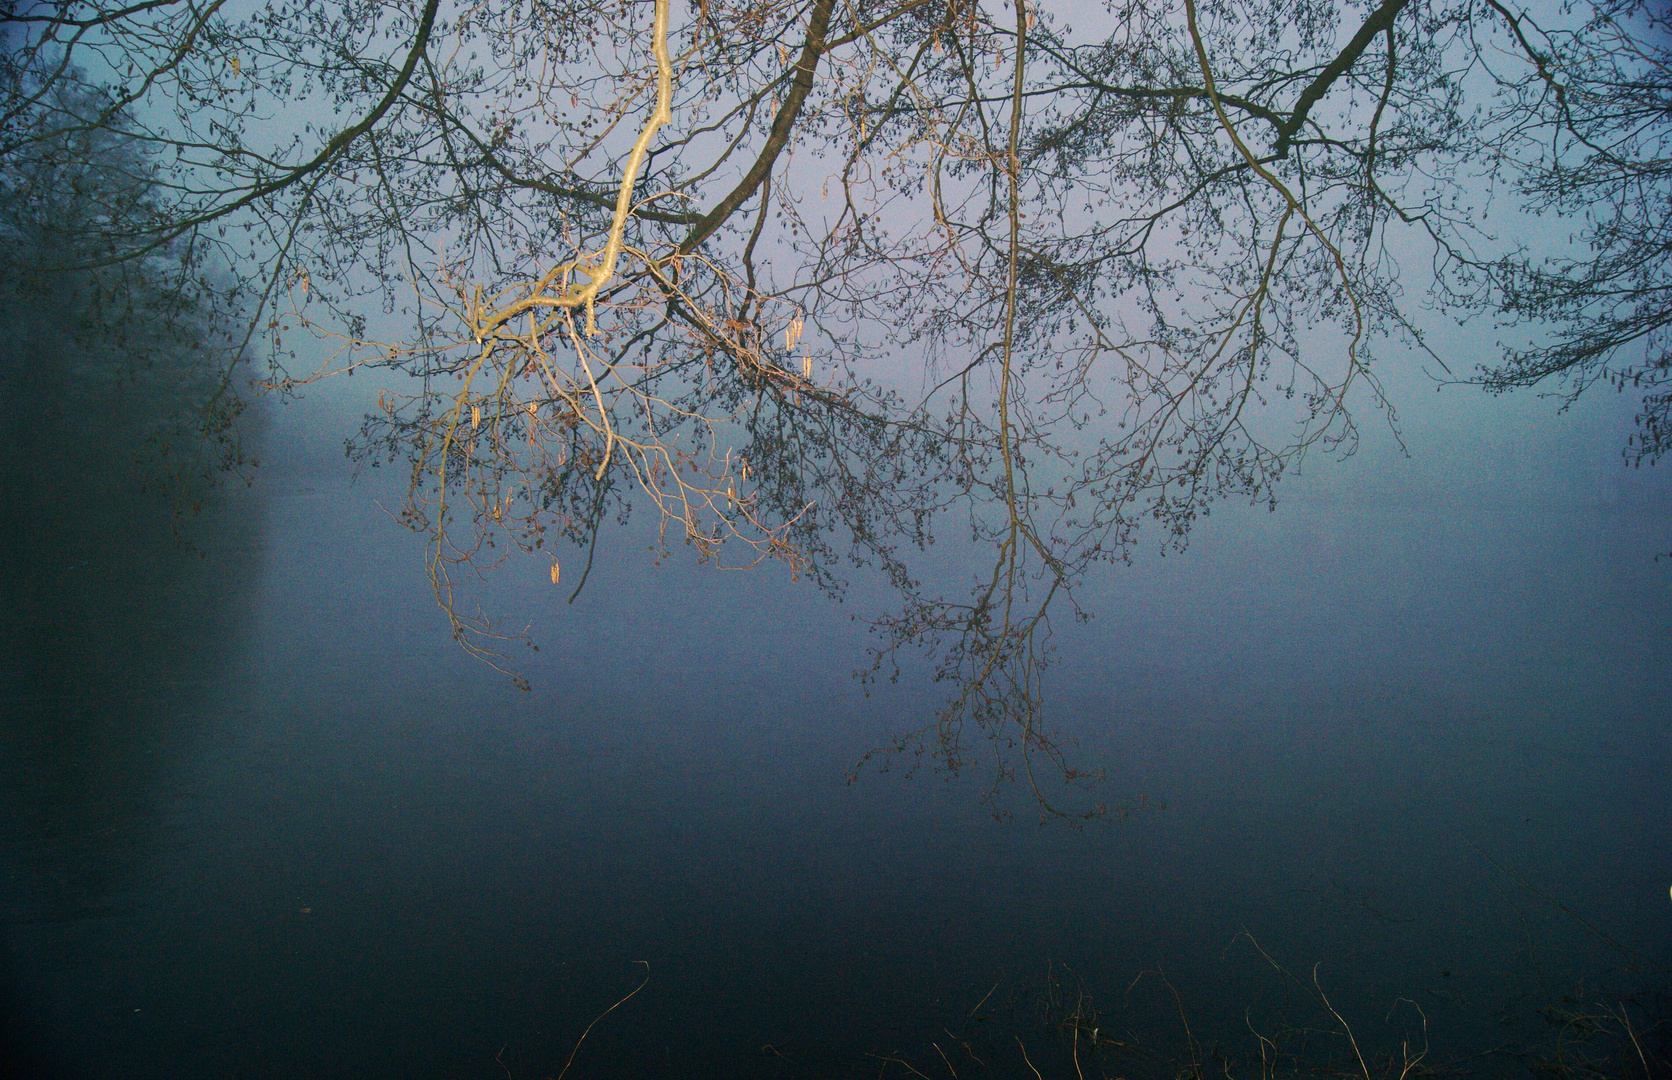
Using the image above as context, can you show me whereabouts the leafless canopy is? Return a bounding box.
[2,0,1662,816]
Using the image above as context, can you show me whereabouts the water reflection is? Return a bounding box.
[3,370,1670,1077]
[0,250,267,1073]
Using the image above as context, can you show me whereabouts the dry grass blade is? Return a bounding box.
[554,961,650,1080]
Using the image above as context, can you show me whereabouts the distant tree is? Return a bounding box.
[0,82,254,512]
[0,81,264,814]
[0,0,1660,815]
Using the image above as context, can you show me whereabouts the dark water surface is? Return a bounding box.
[3,381,1670,1079]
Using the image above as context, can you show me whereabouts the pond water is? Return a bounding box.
[2,376,1669,1079]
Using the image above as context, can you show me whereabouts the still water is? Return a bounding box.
[3,378,1669,1079]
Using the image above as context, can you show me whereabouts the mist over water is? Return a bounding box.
[2,347,1669,1078]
